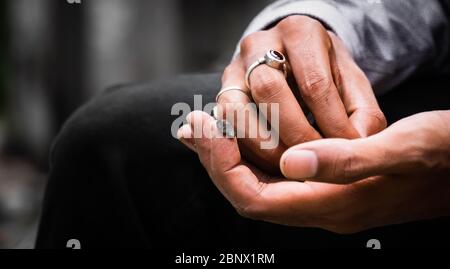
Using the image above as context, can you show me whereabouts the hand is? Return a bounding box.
[179,110,450,233]
[218,15,386,172]
[281,110,450,183]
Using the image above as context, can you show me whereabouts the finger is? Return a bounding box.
[186,110,273,211]
[328,31,387,137]
[280,17,359,139]
[186,111,348,228]
[241,30,321,146]
[220,58,286,172]
[280,125,422,183]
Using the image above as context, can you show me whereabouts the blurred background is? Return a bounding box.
[0,0,271,248]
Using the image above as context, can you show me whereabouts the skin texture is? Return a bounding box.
[217,15,386,173]
[179,110,450,234]
[177,15,450,233]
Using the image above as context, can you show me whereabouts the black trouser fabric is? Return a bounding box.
[36,73,450,249]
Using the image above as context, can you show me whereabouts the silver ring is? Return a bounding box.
[215,86,251,103]
[245,50,288,89]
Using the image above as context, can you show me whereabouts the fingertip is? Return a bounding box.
[350,109,387,138]
[177,124,192,140]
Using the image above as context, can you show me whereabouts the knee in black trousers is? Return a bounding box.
[36,74,450,248]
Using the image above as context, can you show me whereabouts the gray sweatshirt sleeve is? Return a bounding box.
[235,0,450,94]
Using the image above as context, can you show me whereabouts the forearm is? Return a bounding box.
[235,0,450,94]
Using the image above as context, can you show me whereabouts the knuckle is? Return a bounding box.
[341,153,356,182]
[251,71,283,101]
[222,65,235,81]
[241,34,255,54]
[279,15,321,32]
[240,31,266,55]
[278,16,331,50]
[302,16,323,30]
[277,15,305,31]
[300,72,333,102]
[334,145,360,183]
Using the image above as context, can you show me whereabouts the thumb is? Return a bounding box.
[280,131,411,184]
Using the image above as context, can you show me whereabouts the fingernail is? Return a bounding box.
[281,150,318,179]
